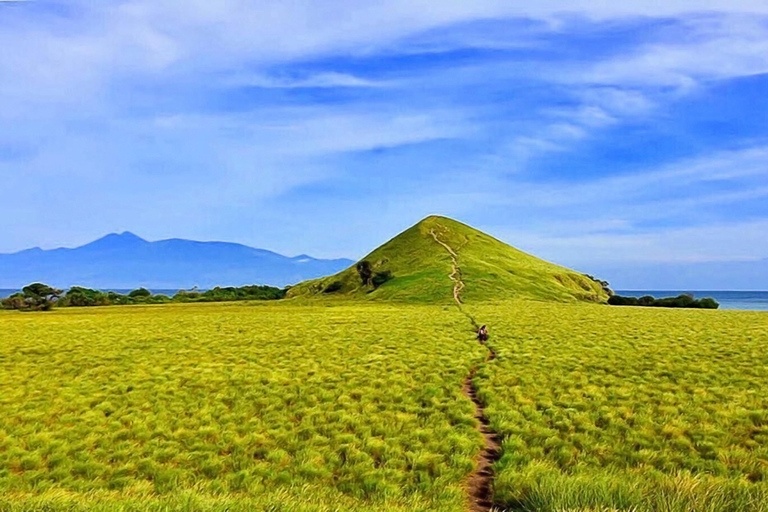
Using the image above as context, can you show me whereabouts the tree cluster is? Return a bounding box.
[1,283,63,311]
[2,283,286,310]
[608,293,719,309]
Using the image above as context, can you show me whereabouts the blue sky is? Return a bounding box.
[2,1,768,288]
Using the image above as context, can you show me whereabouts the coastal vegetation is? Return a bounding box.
[609,293,719,308]
[1,284,285,310]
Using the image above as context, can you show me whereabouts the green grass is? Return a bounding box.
[287,216,608,304]
[4,282,768,511]
[472,301,768,511]
[0,302,485,511]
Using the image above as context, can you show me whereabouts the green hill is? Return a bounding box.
[286,215,610,303]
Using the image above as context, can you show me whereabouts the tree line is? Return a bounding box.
[1,283,286,311]
[608,293,719,309]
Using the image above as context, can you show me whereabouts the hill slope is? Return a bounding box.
[0,232,353,289]
[287,216,609,303]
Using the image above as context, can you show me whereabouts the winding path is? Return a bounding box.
[429,229,465,306]
[429,228,502,512]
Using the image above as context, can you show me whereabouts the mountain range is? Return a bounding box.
[0,232,353,290]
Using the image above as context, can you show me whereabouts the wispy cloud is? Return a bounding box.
[562,15,768,90]
[1,1,768,286]
[221,72,391,89]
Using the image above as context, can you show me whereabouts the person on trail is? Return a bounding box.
[477,325,488,343]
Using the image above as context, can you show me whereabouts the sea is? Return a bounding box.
[2,288,768,311]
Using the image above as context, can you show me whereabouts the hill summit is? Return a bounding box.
[287,215,609,303]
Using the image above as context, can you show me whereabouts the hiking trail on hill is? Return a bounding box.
[429,228,502,512]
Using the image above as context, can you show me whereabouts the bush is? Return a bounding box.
[696,297,720,309]
[638,295,656,306]
[63,287,110,307]
[372,271,394,289]
[107,291,132,305]
[1,293,27,310]
[128,288,152,299]
[323,281,343,294]
[172,290,202,302]
[608,295,639,306]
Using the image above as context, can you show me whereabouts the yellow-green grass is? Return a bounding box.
[472,301,768,511]
[287,216,608,304]
[0,302,485,511]
[4,298,768,512]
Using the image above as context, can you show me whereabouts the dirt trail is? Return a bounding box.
[464,348,501,512]
[429,228,502,512]
[429,229,465,306]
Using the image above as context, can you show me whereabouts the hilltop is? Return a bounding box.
[287,216,609,303]
[0,232,352,289]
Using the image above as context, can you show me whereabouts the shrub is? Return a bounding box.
[1,293,26,310]
[372,271,394,289]
[323,281,344,294]
[638,295,656,306]
[128,288,152,299]
[63,287,110,307]
[608,295,639,306]
[696,297,720,309]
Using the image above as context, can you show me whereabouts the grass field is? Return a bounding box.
[0,302,485,511]
[473,301,768,511]
[2,299,768,511]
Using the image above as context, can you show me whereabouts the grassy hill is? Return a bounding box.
[287,215,609,303]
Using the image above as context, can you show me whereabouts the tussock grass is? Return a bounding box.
[0,302,485,511]
[474,301,768,511]
[4,297,767,511]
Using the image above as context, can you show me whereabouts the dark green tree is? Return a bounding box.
[356,260,374,287]
[128,288,152,299]
[20,283,63,310]
[638,295,656,306]
[63,286,110,307]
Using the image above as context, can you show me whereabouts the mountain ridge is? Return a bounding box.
[0,233,353,289]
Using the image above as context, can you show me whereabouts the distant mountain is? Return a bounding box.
[0,232,354,289]
[288,215,609,303]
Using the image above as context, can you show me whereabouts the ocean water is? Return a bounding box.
[2,289,768,311]
[615,290,768,311]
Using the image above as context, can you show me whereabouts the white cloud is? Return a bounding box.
[497,219,768,265]
[564,15,768,90]
[501,145,768,209]
[221,72,390,89]
[2,0,768,264]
